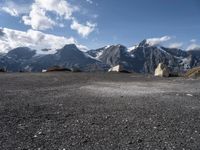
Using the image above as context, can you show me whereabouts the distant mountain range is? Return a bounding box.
[0,40,200,73]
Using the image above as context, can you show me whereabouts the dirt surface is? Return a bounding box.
[0,72,200,150]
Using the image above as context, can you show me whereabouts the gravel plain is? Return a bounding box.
[0,72,200,150]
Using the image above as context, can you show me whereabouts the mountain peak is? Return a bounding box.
[56,44,81,58]
[63,44,78,50]
[107,44,127,51]
[138,39,150,47]
[7,47,36,59]
[8,47,32,53]
[116,44,126,49]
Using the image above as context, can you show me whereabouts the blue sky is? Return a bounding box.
[0,0,200,52]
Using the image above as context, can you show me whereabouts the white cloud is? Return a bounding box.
[190,39,197,43]
[35,0,78,20]
[0,1,29,16]
[21,0,96,36]
[168,42,183,49]
[2,7,19,16]
[85,0,93,4]
[22,3,56,30]
[70,20,96,38]
[186,43,200,51]
[146,36,171,46]
[1,0,77,24]
[0,27,87,54]
[91,14,99,19]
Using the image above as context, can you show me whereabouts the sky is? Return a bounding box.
[0,0,200,53]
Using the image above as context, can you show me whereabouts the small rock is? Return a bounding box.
[186,94,193,97]
[38,131,42,135]
[82,139,89,144]
[128,141,133,145]
[137,138,143,143]
[59,104,63,107]
[34,135,37,138]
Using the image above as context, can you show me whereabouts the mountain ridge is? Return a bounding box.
[0,41,200,73]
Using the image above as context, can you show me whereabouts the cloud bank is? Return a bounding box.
[0,28,87,54]
[168,42,183,49]
[146,36,171,46]
[187,43,200,50]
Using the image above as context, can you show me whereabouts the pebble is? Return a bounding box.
[34,135,38,138]
[37,131,42,135]
[186,94,193,97]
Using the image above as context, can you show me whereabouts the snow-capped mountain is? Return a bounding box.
[87,45,111,59]
[0,44,108,72]
[87,40,200,73]
[128,40,200,73]
[0,41,200,73]
[0,47,36,72]
[95,44,138,72]
[129,41,182,73]
[30,44,108,72]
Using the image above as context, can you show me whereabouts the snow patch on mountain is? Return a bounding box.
[158,46,171,56]
[128,45,138,52]
[181,58,191,70]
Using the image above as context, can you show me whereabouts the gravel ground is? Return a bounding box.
[0,72,200,150]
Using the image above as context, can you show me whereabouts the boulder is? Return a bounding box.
[0,68,6,72]
[154,63,169,77]
[47,66,71,72]
[185,66,200,78]
[71,66,82,72]
[42,69,47,73]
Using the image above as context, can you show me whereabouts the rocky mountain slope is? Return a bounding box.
[88,40,200,73]
[129,41,200,73]
[0,41,200,73]
[0,47,36,72]
[0,44,108,72]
